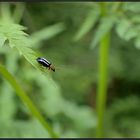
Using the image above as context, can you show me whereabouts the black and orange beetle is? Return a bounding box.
[36,57,55,72]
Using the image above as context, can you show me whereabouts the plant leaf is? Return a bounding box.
[90,16,116,49]
[0,33,7,47]
[123,27,138,41]
[74,8,100,41]
[30,22,65,47]
[135,36,140,49]
[0,21,48,74]
[123,2,140,13]
[115,18,131,39]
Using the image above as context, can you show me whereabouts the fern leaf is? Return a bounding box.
[0,21,45,73]
[90,16,116,49]
[0,33,7,47]
[74,8,100,41]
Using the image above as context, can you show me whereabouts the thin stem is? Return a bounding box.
[0,64,59,138]
[96,31,110,137]
[96,2,111,137]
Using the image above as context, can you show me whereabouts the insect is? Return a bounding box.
[36,57,55,72]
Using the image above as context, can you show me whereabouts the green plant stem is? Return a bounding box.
[96,31,110,137]
[0,64,59,138]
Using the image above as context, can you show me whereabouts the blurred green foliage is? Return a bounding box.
[0,2,140,138]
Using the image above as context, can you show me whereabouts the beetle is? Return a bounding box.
[36,57,55,72]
